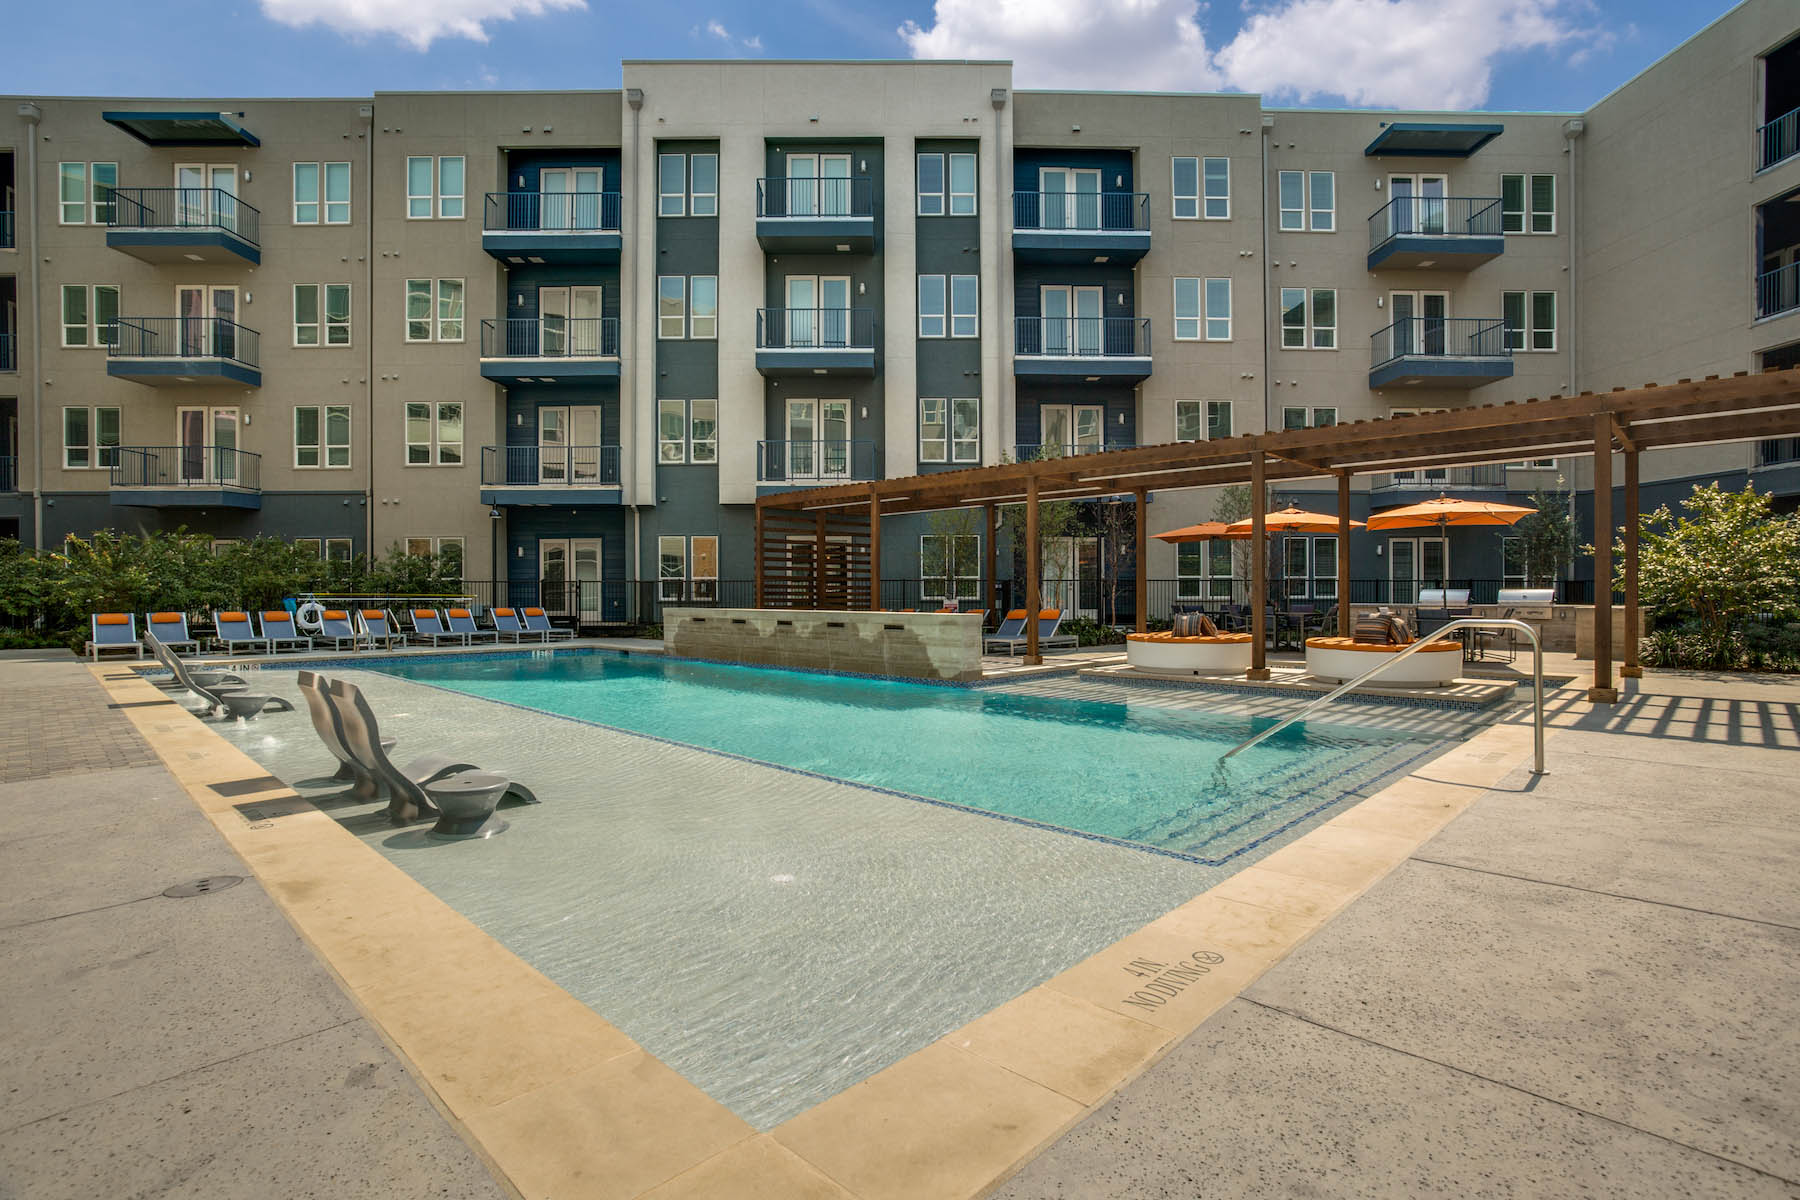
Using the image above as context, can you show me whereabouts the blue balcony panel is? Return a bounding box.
[482,229,623,264]
[1370,318,1511,390]
[1013,316,1152,383]
[1367,234,1503,272]
[755,309,877,377]
[111,487,262,510]
[107,228,260,266]
[108,317,260,388]
[1363,122,1503,158]
[1011,192,1150,265]
[478,318,621,387]
[480,445,621,505]
[479,358,622,386]
[755,178,876,253]
[106,358,260,388]
[1366,196,1504,271]
[482,486,623,506]
[482,192,622,263]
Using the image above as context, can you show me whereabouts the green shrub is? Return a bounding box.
[1058,616,1124,647]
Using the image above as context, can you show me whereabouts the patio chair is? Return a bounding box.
[260,610,313,654]
[142,634,248,695]
[1036,609,1079,651]
[213,611,272,656]
[170,646,293,721]
[520,607,576,641]
[490,607,544,643]
[295,670,484,802]
[315,610,362,651]
[143,612,199,656]
[982,609,1029,653]
[324,677,538,827]
[359,609,405,650]
[408,608,467,648]
[87,614,142,662]
[444,607,500,646]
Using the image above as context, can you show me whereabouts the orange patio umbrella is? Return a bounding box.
[1152,521,1249,543]
[1226,505,1366,536]
[1364,494,1538,582]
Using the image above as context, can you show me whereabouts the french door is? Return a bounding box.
[1037,404,1104,457]
[1040,167,1101,230]
[539,168,602,229]
[787,153,851,216]
[1388,174,1447,236]
[785,276,851,347]
[176,285,238,357]
[786,399,850,479]
[176,406,238,484]
[1390,291,1448,357]
[1388,536,1446,605]
[1042,536,1099,618]
[175,164,238,230]
[540,538,602,624]
[1040,285,1103,355]
[538,285,603,356]
[538,407,604,484]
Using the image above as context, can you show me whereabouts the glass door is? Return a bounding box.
[1038,405,1072,457]
[1042,536,1099,618]
[539,287,569,356]
[176,285,236,357]
[211,407,238,483]
[538,407,569,484]
[787,399,816,477]
[539,540,570,616]
[1040,286,1070,355]
[1388,536,1447,603]
[1072,405,1104,453]
[176,407,236,483]
[1390,291,1448,357]
[1040,168,1100,230]
[175,164,236,230]
[1388,174,1446,236]
[572,539,602,624]
[786,154,817,216]
[539,167,601,229]
[819,276,850,346]
[1036,404,1102,456]
[819,154,852,216]
[570,408,603,483]
[819,400,850,477]
[1073,286,1103,355]
[177,407,207,484]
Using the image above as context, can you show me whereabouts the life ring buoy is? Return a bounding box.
[295,601,326,634]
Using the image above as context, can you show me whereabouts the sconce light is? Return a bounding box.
[1376,296,1384,308]
[1115,174,1123,187]
[243,412,252,425]
[515,294,525,307]
[516,546,524,557]
[860,406,869,419]
[516,412,525,425]
[857,281,866,296]
[1117,411,1126,425]
[243,169,252,182]
[1374,179,1383,190]
[517,174,525,187]
[859,159,867,172]
[489,505,502,519]
[1117,293,1126,305]
[244,291,253,303]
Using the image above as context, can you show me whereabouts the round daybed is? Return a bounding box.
[1126,631,1255,675]
[1303,637,1462,687]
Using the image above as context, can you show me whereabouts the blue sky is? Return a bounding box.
[7,0,1743,114]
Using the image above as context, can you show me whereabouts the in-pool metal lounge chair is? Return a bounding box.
[260,609,313,654]
[490,607,544,643]
[295,670,475,800]
[520,607,575,641]
[325,677,537,826]
[315,610,362,651]
[166,646,292,720]
[143,635,248,695]
[144,612,199,656]
[359,609,405,650]
[444,607,499,645]
[408,608,467,647]
[981,609,1029,654]
[214,611,272,655]
[88,614,141,662]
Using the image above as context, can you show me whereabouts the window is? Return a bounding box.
[404,536,462,579]
[658,276,686,339]
[919,398,978,463]
[1175,400,1203,442]
[690,400,718,463]
[1205,278,1231,341]
[293,284,350,346]
[659,536,688,601]
[917,152,976,216]
[404,402,461,465]
[690,154,718,217]
[659,535,720,601]
[1282,406,1339,430]
[406,156,462,219]
[659,399,686,463]
[659,153,686,217]
[1278,171,1335,231]
[404,279,461,342]
[1278,170,1304,231]
[1284,535,1339,600]
[438,279,464,341]
[1502,173,1556,234]
[1173,278,1200,340]
[1172,157,1199,220]
[1177,539,1235,601]
[295,405,351,469]
[1280,287,1336,349]
[918,275,946,338]
[61,285,118,348]
[294,162,350,224]
[921,534,981,603]
[1206,401,1233,440]
[62,406,120,469]
[1280,288,1306,349]
[949,153,976,215]
[917,153,945,216]
[1311,289,1336,349]
[951,396,979,462]
[689,276,718,339]
[1203,157,1229,219]
[920,397,947,462]
[294,538,323,559]
[58,163,116,224]
[950,275,978,338]
[1176,276,1232,341]
[656,399,717,464]
[1503,291,1557,351]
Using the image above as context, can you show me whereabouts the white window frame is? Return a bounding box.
[437,279,464,342]
[294,162,350,224]
[404,279,460,342]
[658,276,686,339]
[59,163,117,225]
[689,275,718,340]
[1173,277,1201,341]
[1310,288,1337,350]
[1175,400,1203,442]
[1205,277,1232,341]
[293,283,350,347]
[1279,170,1336,232]
[1502,173,1557,235]
[1171,157,1199,221]
[659,398,687,464]
[61,284,119,349]
[437,156,464,219]
[62,406,121,469]
[1309,171,1335,231]
[659,535,688,602]
[916,152,945,216]
[406,157,431,219]
[689,154,718,217]
[950,274,978,338]
[1281,286,1336,349]
[690,399,718,463]
[920,533,982,603]
[294,404,352,469]
[951,396,979,463]
[404,402,462,466]
[919,397,948,463]
[1278,170,1304,231]
[1202,157,1229,219]
[1205,400,1233,441]
[1504,290,1558,352]
[948,152,977,215]
[406,157,461,220]
[659,153,686,217]
[918,274,947,338]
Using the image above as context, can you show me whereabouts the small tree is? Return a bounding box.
[1209,482,1281,602]
[1504,483,1577,587]
[1093,497,1136,626]
[921,507,982,608]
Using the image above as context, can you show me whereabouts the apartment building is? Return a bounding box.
[1,0,1795,620]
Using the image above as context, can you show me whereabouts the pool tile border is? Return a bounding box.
[91,662,1589,1200]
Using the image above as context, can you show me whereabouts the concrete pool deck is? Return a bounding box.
[2,647,1794,1197]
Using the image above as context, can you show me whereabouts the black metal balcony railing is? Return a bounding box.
[756,308,877,350]
[111,445,261,492]
[479,317,620,358]
[757,438,878,482]
[108,188,260,245]
[110,317,260,368]
[0,211,12,249]
[1368,196,1502,248]
[1758,107,1800,172]
[0,457,15,493]
[756,177,874,219]
[1380,464,1509,488]
[0,332,14,372]
[1757,261,1800,320]
[1757,437,1800,468]
[1014,316,1151,358]
[1371,317,1509,367]
[1013,441,1136,462]
[1012,191,1150,232]
[483,191,621,232]
[481,445,621,487]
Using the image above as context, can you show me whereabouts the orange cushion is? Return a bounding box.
[219,612,249,623]
[323,610,349,621]
[1305,636,1459,653]
[1003,609,1027,621]
[494,607,516,617]
[360,609,386,620]
[448,608,471,619]
[412,609,437,621]
[1039,609,1060,620]
[95,614,130,625]
[150,612,183,624]
[263,611,291,623]
[524,607,545,617]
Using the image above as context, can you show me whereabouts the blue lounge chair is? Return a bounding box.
[490,607,544,643]
[359,609,405,649]
[981,609,1028,654]
[144,612,199,656]
[316,609,362,651]
[260,609,313,653]
[985,609,1078,656]
[408,608,466,647]
[444,607,499,645]
[213,611,272,655]
[521,607,575,641]
[87,614,142,662]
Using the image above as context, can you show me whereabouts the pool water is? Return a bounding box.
[376,652,1438,864]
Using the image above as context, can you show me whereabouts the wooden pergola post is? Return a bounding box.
[1589,412,1619,702]
[753,504,765,607]
[1025,475,1041,664]
[984,502,998,620]
[1337,470,1352,637]
[1622,448,1642,679]
[1133,487,1148,634]
[868,488,881,611]
[1248,454,1270,680]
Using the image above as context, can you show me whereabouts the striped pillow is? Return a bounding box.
[1353,613,1398,645]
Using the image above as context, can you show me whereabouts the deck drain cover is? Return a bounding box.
[163,876,245,899]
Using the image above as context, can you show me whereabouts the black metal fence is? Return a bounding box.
[483,190,621,232]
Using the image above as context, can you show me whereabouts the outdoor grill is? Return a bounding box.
[1497,587,1557,620]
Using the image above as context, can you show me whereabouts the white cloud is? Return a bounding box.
[900,0,1219,92]
[260,0,584,50]
[702,18,765,54]
[899,0,1599,109]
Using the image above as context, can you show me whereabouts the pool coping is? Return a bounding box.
[91,661,1588,1200]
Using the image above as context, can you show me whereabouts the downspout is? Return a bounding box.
[1562,117,1585,578]
[361,102,375,558]
[18,103,42,549]
[1259,113,1273,437]
[624,88,643,583]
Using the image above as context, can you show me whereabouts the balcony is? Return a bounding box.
[1374,464,1510,490]
[1012,192,1150,265]
[0,332,14,373]
[480,444,622,506]
[109,446,261,509]
[106,188,260,266]
[108,318,260,388]
[0,457,15,493]
[755,177,875,253]
[1756,437,1800,468]
[757,439,879,486]
[1759,107,1799,173]
[1369,318,1511,389]
[1013,317,1152,382]
[479,318,620,387]
[1758,261,1799,320]
[755,308,877,376]
[482,192,621,264]
[1366,196,1503,271]
[1013,440,1136,462]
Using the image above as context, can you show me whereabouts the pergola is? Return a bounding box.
[754,369,1800,701]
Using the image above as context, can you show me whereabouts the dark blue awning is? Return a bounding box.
[1364,122,1502,158]
[102,111,261,148]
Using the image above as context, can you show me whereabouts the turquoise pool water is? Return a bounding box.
[374,652,1438,864]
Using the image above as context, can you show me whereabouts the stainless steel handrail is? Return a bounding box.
[1221,618,1546,775]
